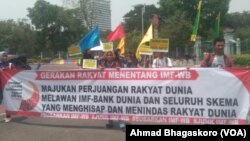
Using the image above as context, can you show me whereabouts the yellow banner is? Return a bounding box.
[68,45,80,55]
[103,42,113,52]
[150,39,169,52]
[139,45,153,55]
[82,59,97,69]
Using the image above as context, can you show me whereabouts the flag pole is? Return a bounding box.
[141,4,145,38]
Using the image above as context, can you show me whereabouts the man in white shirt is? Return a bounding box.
[200,37,233,68]
[152,52,173,68]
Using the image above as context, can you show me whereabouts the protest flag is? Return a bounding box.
[213,12,221,39]
[191,0,202,42]
[117,37,125,55]
[136,24,153,59]
[107,24,125,41]
[79,26,100,52]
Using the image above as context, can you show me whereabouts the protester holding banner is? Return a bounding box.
[0,53,11,122]
[0,53,8,116]
[0,53,8,104]
[99,51,116,127]
[2,55,32,122]
[99,51,120,69]
[114,48,127,68]
[98,50,124,129]
[0,69,2,105]
[200,37,233,67]
[152,52,173,68]
[126,51,137,68]
[137,54,152,68]
[80,49,94,68]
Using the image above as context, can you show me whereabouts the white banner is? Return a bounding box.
[1,68,250,124]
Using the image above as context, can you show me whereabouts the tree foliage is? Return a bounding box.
[63,0,103,30]
[122,4,159,53]
[122,0,231,57]
[125,30,142,53]
[0,19,36,57]
[159,0,230,39]
[225,11,250,40]
[159,12,193,57]
[123,4,159,32]
[28,0,87,57]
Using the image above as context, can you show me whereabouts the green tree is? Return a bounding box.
[158,0,230,56]
[225,11,250,29]
[225,11,250,54]
[122,4,159,53]
[225,11,250,39]
[124,4,159,33]
[125,30,141,53]
[159,0,230,38]
[13,19,36,57]
[63,0,105,30]
[28,0,87,57]
[159,12,193,57]
[0,19,36,57]
[0,20,16,51]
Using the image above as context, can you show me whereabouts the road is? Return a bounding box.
[0,64,127,141]
[0,117,126,141]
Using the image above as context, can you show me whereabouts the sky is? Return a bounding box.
[0,0,250,30]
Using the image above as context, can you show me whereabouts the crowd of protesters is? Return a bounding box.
[1,37,244,127]
[79,37,234,69]
[80,49,174,69]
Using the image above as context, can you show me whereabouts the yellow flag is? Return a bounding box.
[117,37,125,55]
[136,24,153,59]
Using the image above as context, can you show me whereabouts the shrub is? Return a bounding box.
[232,54,250,67]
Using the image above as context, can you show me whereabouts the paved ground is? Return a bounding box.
[0,115,127,141]
[0,105,4,117]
